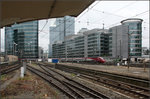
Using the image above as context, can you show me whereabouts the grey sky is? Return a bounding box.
[1,1,149,51]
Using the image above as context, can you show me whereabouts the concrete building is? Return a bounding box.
[108,25,129,58]
[5,21,39,59]
[49,16,75,57]
[77,28,88,34]
[121,18,143,58]
[52,29,109,58]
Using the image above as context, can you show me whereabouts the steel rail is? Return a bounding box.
[38,63,110,99]
[27,66,76,99]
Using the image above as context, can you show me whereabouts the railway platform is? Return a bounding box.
[59,63,149,80]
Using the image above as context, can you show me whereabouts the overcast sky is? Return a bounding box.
[0,0,149,52]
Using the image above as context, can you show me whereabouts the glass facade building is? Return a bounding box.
[121,18,143,58]
[5,21,38,59]
[49,16,75,57]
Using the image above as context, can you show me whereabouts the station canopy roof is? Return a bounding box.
[0,0,94,28]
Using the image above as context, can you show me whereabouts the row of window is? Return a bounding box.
[130,40,141,43]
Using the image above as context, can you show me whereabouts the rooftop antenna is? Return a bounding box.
[102,21,105,33]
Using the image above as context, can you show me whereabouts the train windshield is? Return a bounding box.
[99,57,104,60]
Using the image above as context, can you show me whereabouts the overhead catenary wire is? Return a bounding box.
[39,20,49,33]
[88,1,138,25]
[39,0,56,33]
[105,10,149,29]
[113,1,137,13]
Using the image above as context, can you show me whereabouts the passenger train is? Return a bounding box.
[58,57,106,63]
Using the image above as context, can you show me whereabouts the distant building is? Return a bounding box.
[49,16,75,57]
[5,21,38,59]
[52,18,143,60]
[77,28,88,34]
[52,29,109,58]
[121,18,143,58]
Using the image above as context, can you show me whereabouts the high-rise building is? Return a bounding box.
[49,16,75,57]
[5,21,38,59]
[121,18,143,58]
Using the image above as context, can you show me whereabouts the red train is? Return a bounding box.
[58,57,106,63]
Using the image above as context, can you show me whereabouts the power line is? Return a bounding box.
[77,0,101,20]
[91,9,126,24]
[113,1,137,13]
[39,20,48,32]
[105,10,149,29]
[132,10,149,17]
[92,9,126,18]
[87,1,138,25]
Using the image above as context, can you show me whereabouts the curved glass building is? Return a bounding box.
[121,18,143,58]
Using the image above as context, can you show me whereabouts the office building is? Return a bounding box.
[49,16,75,57]
[5,21,38,59]
[121,18,143,58]
[52,18,143,59]
[52,29,109,58]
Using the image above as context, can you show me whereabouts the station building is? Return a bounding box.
[5,21,39,59]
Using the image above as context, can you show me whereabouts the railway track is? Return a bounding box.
[0,64,21,75]
[39,63,150,99]
[27,64,110,99]
[55,64,149,86]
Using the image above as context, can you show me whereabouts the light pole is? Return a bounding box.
[27,41,32,61]
[13,42,17,56]
[127,31,134,70]
[0,28,1,64]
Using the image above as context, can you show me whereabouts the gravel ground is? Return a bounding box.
[0,71,59,99]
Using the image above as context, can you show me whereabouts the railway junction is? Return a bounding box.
[0,0,149,99]
[0,61,149,99]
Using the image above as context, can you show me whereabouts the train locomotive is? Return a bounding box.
[58,57,106,63]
